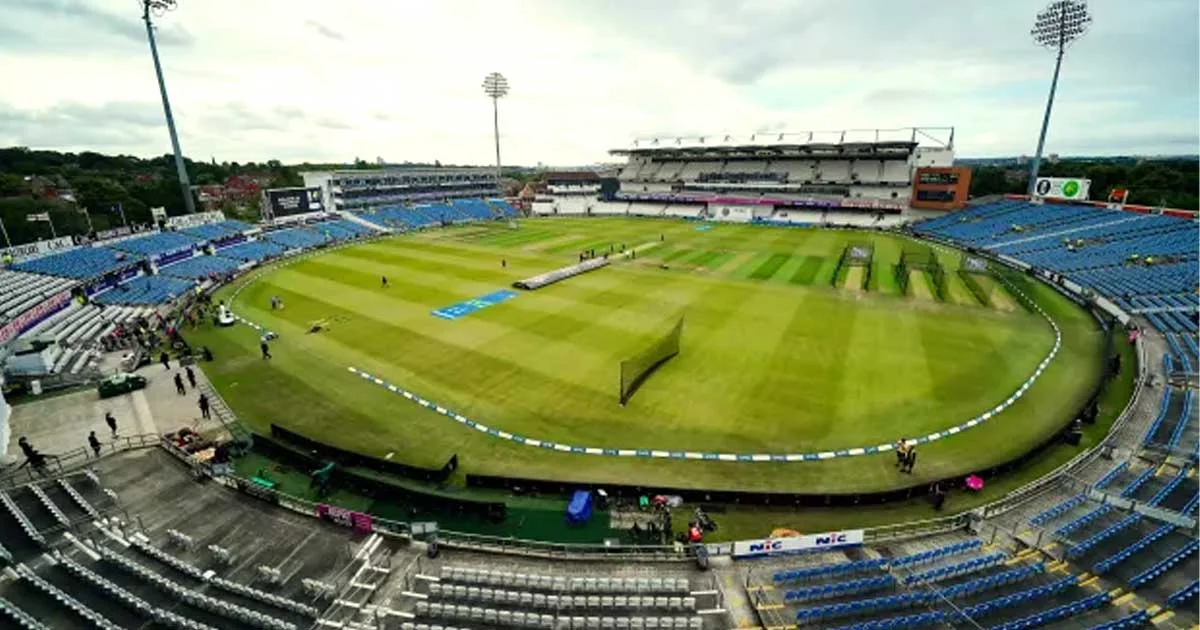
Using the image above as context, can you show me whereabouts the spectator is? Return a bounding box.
[185,365,196,389]
[198,393,211,420]
[88,431,101,457]
[174,373,186,395]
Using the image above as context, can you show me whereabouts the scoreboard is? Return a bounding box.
[263,187,325,219]
[910,166,972,211]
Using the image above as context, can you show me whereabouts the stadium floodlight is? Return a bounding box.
[1026,0,1092,197]
[142,0,196,214]
[481,72,509,191]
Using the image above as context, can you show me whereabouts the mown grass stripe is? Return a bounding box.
[749,253,791,280]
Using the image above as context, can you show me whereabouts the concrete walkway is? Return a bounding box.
[4,354,224,464]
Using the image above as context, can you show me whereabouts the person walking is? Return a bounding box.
[105,412,118,438]
[381,276,389,288]
[895,439,910,468]
[160,351,170,369]
[902,445,918,474]
[185,365,196,389]
[260,338,272,360]
[88,431,101,458]
[198,393,211,420]
[501,259,507,269]
[173,373,186,395]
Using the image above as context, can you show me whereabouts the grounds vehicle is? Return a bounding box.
[97,372,147,399]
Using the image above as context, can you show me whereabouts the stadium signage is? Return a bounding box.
[0,236,77,262]
[167,211,225,230]
[265,187,324,219]
[0,289,71,344]
[731,529,864,557]
[1033,177,1091,201]
[316,503,374,533]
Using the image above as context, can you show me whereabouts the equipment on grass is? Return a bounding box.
[619,315,684,405]
[214,303,235,327]
[831,241,875,290]
[895,247,946,299]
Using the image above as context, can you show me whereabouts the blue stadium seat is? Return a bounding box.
[14,247,139,280]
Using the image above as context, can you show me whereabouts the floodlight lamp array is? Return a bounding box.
[482,72,509,99]
[1031,0,1092,49]
[144,0,179,18]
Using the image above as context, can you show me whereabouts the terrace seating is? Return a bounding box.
[127,538,319,618]
[1166,579,1199,606]
[489,198,520,218]
[793,561,1046,623]
[0,270,74,323]
[1095,462,1130,489]
[1092,523,1176,574]
[912,202,1200,340]
[216,240,286,263]
[14,563,121,630]
[1127,538,1198,588]
[0,595,49,630]
[782,575,894,602]
[989,592,1110,630]
[1090,610,1151,629]
[111,231,198,257]
[773,538,980,583]
[98,546,297,630]
[312,219,374,240]
[411,601,700,630]
[452,198,499,221]
[439,568,690,595]
[159,255,242,280]
[93,275,193,306]
[0,492,46,546]
[1029,493,1087,526]
[181,220,253,241]
[427,583,697,613]
[14,246,137,280]
[1066,514,1141,558]
[263,227,330,250]
[57,478,99,520]
[54,551,219,630]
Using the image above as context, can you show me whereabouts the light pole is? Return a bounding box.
[1027,0,1092,196]
[142,0,196,214]
[481,72,509,193]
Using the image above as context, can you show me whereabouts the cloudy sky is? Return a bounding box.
[1,0,1196,166]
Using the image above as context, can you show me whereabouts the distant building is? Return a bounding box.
[302,167,499,211]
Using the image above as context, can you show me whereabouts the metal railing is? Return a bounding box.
[0,433,160,489]
[975,334,1148,520]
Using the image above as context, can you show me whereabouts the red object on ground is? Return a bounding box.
[966,475,984,491]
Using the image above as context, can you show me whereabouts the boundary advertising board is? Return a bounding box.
[1033,177,1091,201]
[731,529,864,558]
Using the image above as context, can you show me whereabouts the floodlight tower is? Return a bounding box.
[142,0,196,214]
[482,72,509,192]
[1027,0,1092,196]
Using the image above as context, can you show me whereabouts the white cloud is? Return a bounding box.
[0,0,1195,165]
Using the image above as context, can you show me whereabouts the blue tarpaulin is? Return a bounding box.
[565,490,592,524]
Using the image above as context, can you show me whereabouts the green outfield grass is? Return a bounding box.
[193,218,1106,496]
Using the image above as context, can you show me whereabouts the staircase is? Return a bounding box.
[316,532,395,629]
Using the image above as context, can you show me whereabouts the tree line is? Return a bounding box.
[0,146,1194,247]
[968,158,1198,210]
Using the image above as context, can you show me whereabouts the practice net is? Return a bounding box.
[619,316,684,405]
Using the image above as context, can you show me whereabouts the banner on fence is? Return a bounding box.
[0,236,76,263]
[167,211,225,230]
[0,290,71,344]
[317,503,374,533]
[731,529,864,557]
